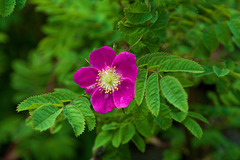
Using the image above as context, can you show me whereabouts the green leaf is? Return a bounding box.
[160,76,188,113]
[121,123,136,144]
[17,94,63,112]
[102,122,121,130]
[118,21,149,37]
[171,111,187,122]
[50,124,63,134]
[126,1,149,13]
[137,52,167,67]
[146,73,160,116]
[232,36,240,48]
[213,66,230,77]
[54,88,79,99]
[141,32,161,52]
[153,104,172,130]
[183,117,203,139]
[0,0,16,17]
[63,105,85,136]
[228,18,240,38]
[15,0,26,10]
[148,55,180,69]
[32,104,62,131]
[112,129,122,148]
[215,22,231,45]
[188,112,209,124]
[203,26,218,51]
[132,133,146,152]
[94,131,112,149]
[135,118,153,138]
[158,58,204,73]
[134,98,149,120]
[135,69,148,106]
[124,2,152,25]
[125,12,152,24]
[74,97,96,131]
[163,149,181,160]
[49,92,72,102]
[150,9,168,31]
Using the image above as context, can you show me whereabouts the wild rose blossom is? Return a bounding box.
[74,46,138,113]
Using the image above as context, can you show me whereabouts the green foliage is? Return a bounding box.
[183,117,203,139]
[15,0,27,10]
[203,26,218,51]
[157,58,204,73]
[153,104,172,130]
[146,72,160,116]
[132,133,146,153]
[120,123,135,144]
[213,66,230,77]
[112,129,121,147]
[63,105,85,137]
[124,2,152,25]
[228,17,240,38]
[0,0,26,17]
[148,55,179,69]
[160,76,188,113]
[18,94,96,137]
[0,0,16,17]
[137,52,167,67]
[32,104,62,131]
[74,97,96,131]
[94,131,112,149]
[188,112,209,124]
[17,94,64,112]
[215,22,231,45]
[135,118,153,138]
[135,69,148,106]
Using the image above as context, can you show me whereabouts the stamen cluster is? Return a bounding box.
[96,66,122,94]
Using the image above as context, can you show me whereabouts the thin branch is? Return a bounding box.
[128,35,144,52]
[85,58,91,65]
[148,69,163,78]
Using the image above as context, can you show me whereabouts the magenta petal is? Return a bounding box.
[90,46,116,70]
[74,67,98,94]
[112,52,138,83]
[113,78,135,109]
[85,85,98,95]
[91,89,115,113]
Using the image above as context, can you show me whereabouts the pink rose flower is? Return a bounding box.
[74,46,138,113]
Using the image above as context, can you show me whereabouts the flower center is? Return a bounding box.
[96,66,121,94]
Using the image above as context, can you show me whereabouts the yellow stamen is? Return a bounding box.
[96,66,121,94]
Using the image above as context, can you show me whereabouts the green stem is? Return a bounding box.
[128,35,144,52]
[229,71,240,80]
